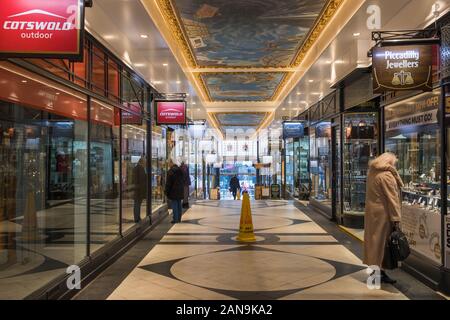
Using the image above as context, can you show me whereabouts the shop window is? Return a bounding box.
[152,126,166,209]
[89,99,120,252]
[310,121,332,208]
[73,46,89,88]
[121,109,147,232]
[92,46,106,96]
[108,60,120,102]
[385,90,442,264]
[342,112,379,217]
[0,62,88,299]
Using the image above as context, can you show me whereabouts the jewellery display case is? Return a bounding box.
[310,121,332,207]
[342,113,379,224]
[296,136,310,200]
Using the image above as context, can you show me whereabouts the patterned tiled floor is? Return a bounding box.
[104,200,413,300]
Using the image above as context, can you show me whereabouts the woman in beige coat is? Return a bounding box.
[364,152,403,284]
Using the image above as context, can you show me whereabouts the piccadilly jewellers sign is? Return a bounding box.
[372,45,433,93]
[0,0,85,60]
[155,100,186,125]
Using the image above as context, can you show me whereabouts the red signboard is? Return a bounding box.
[155,100,186,125]
[0,0,85,60]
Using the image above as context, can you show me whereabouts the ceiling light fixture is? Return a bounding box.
[296,92,301,95]
[176,81,181,84]
[163,63,168,67]
[21,80,27,83]
[353,32,361,37]
[140,34,148,39]
[308,80,314,83]
[134,63,146,67]
[282,108,286,111]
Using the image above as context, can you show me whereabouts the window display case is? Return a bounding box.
[342,112,379,223]
[310,121,332,208]
[285,139,294,195]
[384,90,442,264]
[296,136,310,199]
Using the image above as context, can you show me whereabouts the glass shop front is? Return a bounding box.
[0,35,168,299]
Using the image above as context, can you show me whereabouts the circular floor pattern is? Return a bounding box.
[198,214,293,230]
[170,251,336,292]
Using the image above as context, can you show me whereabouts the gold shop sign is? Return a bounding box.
[373,45,433,93]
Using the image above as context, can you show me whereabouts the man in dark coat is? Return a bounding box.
[165,159,185,223]
[133,157,147,223]
[180,161,191,208]
[229,175,240,200]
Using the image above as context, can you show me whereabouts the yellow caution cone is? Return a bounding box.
[236,189,241,200]
[236,192,256,242]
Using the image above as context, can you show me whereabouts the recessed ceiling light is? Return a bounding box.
[21,80,27,83]
[282,108,286,111]
[163,63,168,67]
[176,81,181,84]
[353,32,361,37]
[140,34,148,39]
[197,108,201,111]
[308,80,314,83]
[186,93,190,96]
[192,101,196,105]
[288,101,292,104]
[103,34,116,40]
[56,92,60,95]
[134,63,146,67]
[311,92,322,95]
[296,92,301,95]
[152,81,163,84]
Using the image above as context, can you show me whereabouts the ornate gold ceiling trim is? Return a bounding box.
[291,0,345,67]
[271,72,294,101]
[193,72,212,102]
[155,0,197,67]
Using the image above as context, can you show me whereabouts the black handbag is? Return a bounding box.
[389,227,411,262]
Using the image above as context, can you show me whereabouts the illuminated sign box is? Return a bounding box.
[0,0,85,60]
[372,45,434,93]
[155,100,187,125]
[283,122,304,139]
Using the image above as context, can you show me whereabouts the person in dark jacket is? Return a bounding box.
[229,175,241,200]
[180,161,191,208]
[165,159,185,223]
[133,157,147,223]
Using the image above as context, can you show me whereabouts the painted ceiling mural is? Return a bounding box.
[202,73,285,101]
[151,0,343,132]
[173,0,327,68]
[215,113,267,126]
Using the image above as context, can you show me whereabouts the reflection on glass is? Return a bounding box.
[152,126,166,209]
[121,111,147,231]
[0,101,87,299]
[89,100,120,253]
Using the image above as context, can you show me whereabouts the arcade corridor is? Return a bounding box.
[74,200,442,300]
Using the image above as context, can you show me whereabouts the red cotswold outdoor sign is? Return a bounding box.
[156,101,187,125]
[0,0,84,59]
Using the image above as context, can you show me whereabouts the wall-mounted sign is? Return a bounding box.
[0,0,85,60]
[372,45,433,93]
[283,122,304,139]
[155,100,186,125]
